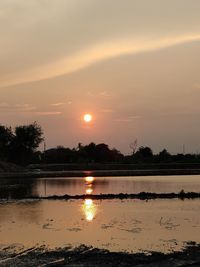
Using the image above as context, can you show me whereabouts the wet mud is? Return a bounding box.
[0,243,200,267]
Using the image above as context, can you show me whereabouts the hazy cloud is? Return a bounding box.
[1,34,200,87]
[1,0,200,87]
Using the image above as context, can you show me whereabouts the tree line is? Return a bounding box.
[43,145,200,164]
[1,122,200,165]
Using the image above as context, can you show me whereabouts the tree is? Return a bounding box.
[14,122,43,150]
[135,146,153,157]
[133,146,153,162]
[0,125,13,160]
[44,146,75,163]
[129,139,138,155]
[158,149,171,162]
[10,122,44,165]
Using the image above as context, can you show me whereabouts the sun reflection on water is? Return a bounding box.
[83,198,96,222]
[86,188,93,194]
[85,176,94,184]
[85,176,95,195]
[83,176,97,221]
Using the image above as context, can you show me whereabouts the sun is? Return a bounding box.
[83,113,92,122]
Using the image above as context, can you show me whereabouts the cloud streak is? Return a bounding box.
[0,103,36,112]
[34,111,62,116]
[50,102,66,107]
[1,33,200,87]
[0,103,62,116]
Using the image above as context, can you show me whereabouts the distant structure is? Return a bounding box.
[130,139,138,155]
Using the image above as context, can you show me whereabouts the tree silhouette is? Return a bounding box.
[136,146,153,157]
[9,122,44,165]
[129,139,138,155]
[158,149,171,162]
[0,125,13,160]
[133,146,153,163]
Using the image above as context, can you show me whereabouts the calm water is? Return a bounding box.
[0,199,200,253]
[1,175,200,253]
[0,175,200,198]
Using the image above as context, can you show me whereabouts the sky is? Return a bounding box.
[0,0,200,154]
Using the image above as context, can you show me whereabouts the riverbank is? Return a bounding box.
[0,243,200,267]
[1,162,200,178]
[29,162,200,171]
[2,168,200,178]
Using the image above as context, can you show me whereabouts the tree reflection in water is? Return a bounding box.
[0,178,38,199]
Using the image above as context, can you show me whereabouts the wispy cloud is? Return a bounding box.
[114,118,133,122]
[33,111,62,116]
[50,102,65,107]
[15,104,36,111]
[1,33,200,87]
[99,91,111,98]
[0,103,36,112]
[114,116,141,122]
[115,113,200,122]
[100,109,115,113]
[0,103,62,116]
[0,102,9,107]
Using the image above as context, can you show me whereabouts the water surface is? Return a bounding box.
[0,198,200,253]
[1,175,200,198]
[1,175,200,253]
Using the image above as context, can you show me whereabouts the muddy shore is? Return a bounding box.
[1,162,200,178]
[0,243,200,267]
[2,168,200,179]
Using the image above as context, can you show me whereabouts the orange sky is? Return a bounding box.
[0,0,200,154]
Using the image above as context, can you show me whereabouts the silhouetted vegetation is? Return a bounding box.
[24,191,200,200]
[43,143,124,164]
[0,125,13,161]
[0,122,43,165]
[1,122,200,166]
[42,144,200,165]
[124,146,200,164]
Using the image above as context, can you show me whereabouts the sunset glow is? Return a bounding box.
[1,1,200,154]
[1,1,200,264]
[83,113,92,123]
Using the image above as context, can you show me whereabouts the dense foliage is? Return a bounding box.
[43,143,123,164]
[0,122,43,165]
[42,144,200,165]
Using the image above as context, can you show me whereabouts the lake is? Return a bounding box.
[1,175,200,198]
[0,175,200,254]
[0,198,200,253]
